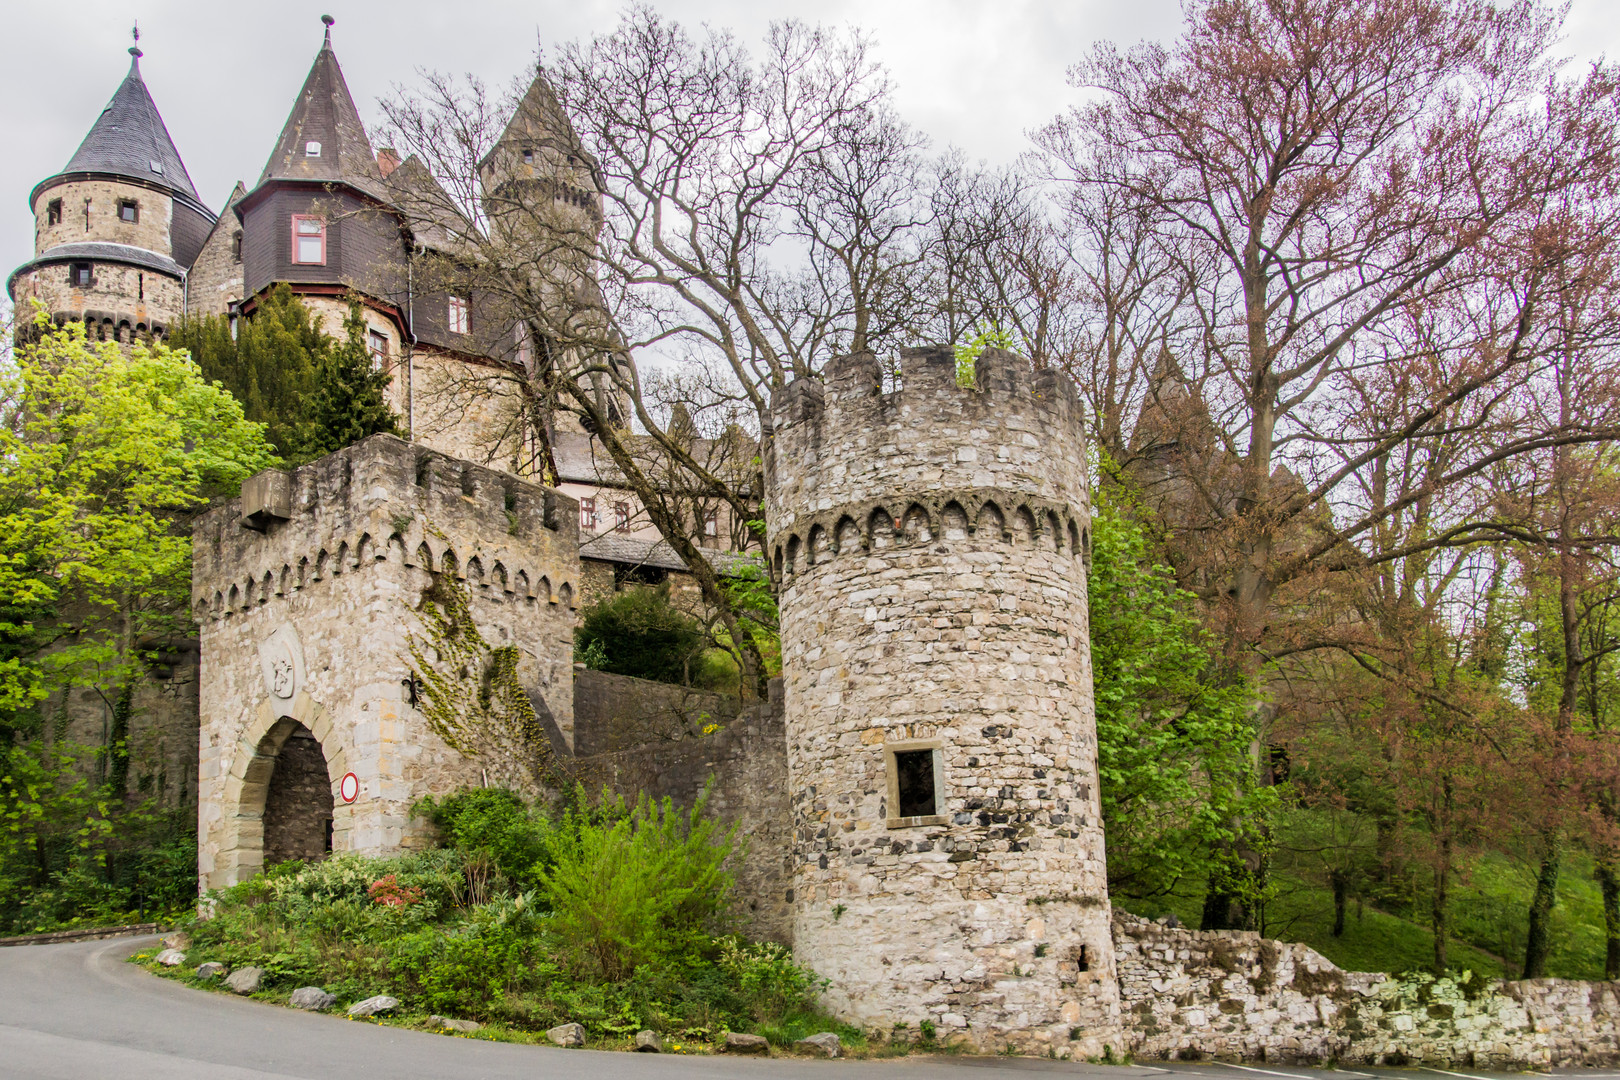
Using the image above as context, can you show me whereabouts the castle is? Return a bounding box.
[20,25,1620,1068]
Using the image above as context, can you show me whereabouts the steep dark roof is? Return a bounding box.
[37,49,203,206]
[7,241,185,297]
[385,155,468,252]
[256,29,388,203]
[578,531,760,576]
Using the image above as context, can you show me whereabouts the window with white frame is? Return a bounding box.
[292,215,326,265]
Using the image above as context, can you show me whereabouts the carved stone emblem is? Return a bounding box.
[258,625,305,709]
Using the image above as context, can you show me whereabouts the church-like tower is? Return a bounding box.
[7,43,214,341]
[767,347,1121,1055]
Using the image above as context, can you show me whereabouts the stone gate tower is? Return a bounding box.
[767,347,1121,1055]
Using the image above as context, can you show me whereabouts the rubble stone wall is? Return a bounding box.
[766,346,1117,1056]
[573,680,791,945]
[1114,912,1620,1068]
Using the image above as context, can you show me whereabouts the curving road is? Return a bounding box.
[0,936,1603,1080]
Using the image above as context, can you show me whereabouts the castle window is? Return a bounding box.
[292,216,326,265]
[448,296,471,335]
[703,510,718,539]
[231,231,243,261]
[305,141,322,158]
[579,497,597,532]
[368,329,390,369]
[46,199,62,226]
[886,740,945,826]
[118,200,139,223]
[522,147,534,165]
[614,503,631,533]
[69,262,92,287]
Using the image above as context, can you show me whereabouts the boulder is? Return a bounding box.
[796,1032,841,1057]
[634,1030,662,1052]
[428,1015,482,1034]
[547,1022,586,1047]
[290,987,335,1011]
[724,1032,770,1054]
[347,995,399,1018]
[162,932,190,950]
[224,967,263,994]
[154,949,186,967]
[195,962,225,980]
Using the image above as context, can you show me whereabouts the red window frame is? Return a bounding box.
[448,295,471,335]
[615,503,631,533]
[579,497,597,532]
[292,215,327,265]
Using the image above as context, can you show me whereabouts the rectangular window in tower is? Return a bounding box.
[368,329,390,369]
[292,216,326,265]
[69,263,92,288]
[579,497,597,532]
[231,231,242,261]
[615,503,631,533]
[448,296,471,334]
[46,199,62,226]
[522,147,535,165]
[886,741,945,826]
[118,200,138,223]
[703,510,719,541]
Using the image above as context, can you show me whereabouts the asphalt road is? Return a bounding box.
[0,935,1608,1080]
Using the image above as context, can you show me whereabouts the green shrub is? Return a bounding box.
[415,788,552,893]
[538,787,736,980]
[717,937,827,1020]
[574,587,711,687]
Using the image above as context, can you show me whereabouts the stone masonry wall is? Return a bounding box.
[1114,912,1620,1068]
[766,347,1117,1056]
[572,667,740,756]
[191,434,579,891]
[573,679,792,945]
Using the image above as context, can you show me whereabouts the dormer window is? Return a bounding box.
[292,215,326,265]
[118,200,139,224]
[149,160,163,175]
[46,199,62,227]
[305,141,322,158]
[448,296,471,335]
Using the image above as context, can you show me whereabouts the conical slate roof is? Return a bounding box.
[256,25,388,202]
[49,48,202,204]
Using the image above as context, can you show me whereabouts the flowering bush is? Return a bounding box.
[368,874,424,907]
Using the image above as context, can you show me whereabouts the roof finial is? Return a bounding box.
[321,13,334,46]
[129,21,143,61]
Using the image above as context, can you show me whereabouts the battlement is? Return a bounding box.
[192,434,580,621]
[767,346,1088,540]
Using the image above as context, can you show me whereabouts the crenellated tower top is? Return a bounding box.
[766,346,1091,574]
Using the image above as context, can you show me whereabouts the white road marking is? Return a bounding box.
[1217,1063,1372,1080]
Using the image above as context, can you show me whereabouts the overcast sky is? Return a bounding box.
[6,0,1620,277]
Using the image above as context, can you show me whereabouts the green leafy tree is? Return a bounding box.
[0,311,273,929]
[170,284,323,456]
[294,299,403,459]
[575,586,711,687]
[1089,480,1273,900]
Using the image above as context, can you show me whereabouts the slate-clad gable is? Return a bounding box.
[256,32,389,203]
[44,50,205,207]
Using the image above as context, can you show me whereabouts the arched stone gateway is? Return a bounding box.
[208,693,352,890]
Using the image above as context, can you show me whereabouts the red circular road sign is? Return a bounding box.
[339,772,360,803]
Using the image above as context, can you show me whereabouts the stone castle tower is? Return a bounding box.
[7,43,214,340]
[766,347,1121,1054]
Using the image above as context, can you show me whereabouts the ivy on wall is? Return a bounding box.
[405,570,560,791]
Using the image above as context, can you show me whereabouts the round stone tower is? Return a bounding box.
[766,346,1120,1056]
[8,44,214,343]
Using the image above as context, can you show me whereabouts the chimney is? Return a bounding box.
[377,147,401,178]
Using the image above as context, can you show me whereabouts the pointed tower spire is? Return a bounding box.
[43,36,202,205]
[255,16,387,200]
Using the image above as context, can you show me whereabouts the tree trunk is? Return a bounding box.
[1597,855,1620,981]
[1332,869,1349,938]
[1433,832,1451,974]
[1523,839,1561,978]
